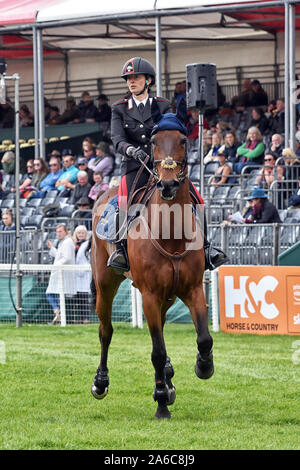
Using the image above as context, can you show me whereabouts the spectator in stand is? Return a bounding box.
[72,225,92,324]
[1,151,15,175]
[269,98,285,135]
[46,106,61,125]
[46,223,76,325]
[76,157,94,186]
[231,79,252,108]
[235,126,265,174]
[75,196,93,229]
[19,104,34,127]
[11,159,35,195]
[31,158,49,189]
[280,147,300,198]
[186,108,209,142]
[88,170,109,201]
[266,133,284,159]
[230,100,252,142]
[47,149,61,161]
[221,130,240,170]
[216,120,235,137]
[243,188,281,224]
[75,91,98,123]
[88,141,114,176]
[288,177,300,209]
[31,156,63,198]
[171,81,183,113]
[82,136,97,162]
[203,130,213,155]
[255,153,284,189]
[69,170,92,206]
[0,208,16,263]
[0,100,15,128]
[250,107,270,136]
[265,100,276,119]
[55,153,79,193]
[248,80,268,107]
[203,133,223,164]
[96,93,112,123]
[54,96,79,125]
[211,149,235,187]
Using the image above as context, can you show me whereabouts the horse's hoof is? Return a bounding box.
[91,384,108,400]
[166,385,176,406]
[195,352,214,380]
[155,406,171,419]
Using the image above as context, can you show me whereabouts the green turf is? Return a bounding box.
[0,323,299,450]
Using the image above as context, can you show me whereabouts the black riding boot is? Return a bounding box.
[107,209,130,274]
[203,214,228,271]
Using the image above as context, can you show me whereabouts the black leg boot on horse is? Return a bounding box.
[107,208,130,274]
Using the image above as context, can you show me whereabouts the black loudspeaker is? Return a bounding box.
[186,63,217,110]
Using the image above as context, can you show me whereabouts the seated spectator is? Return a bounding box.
[96,93,112,123]
[235,126,265,173]
[82,136,97,162]
[54,96,79,125]
[255,153,284,188]
[76,157,94,186]
[1,151,15,175]
[243,188,281,224]
[46,106,61,125]
[171,81,186,113]
[55,153,79,193]
[27,158,49,196]
[74,91,98,124]
[220,130,240,169]
[269,98,285,135]
[203,133,223,164]
[280,147,300,199]
[75,197,93,227]
[88,171,109,201]
[0,100,15,128]
[225,201,253,225]
[203,130,213,155]
[288,177,300,208]
[47,149,61,161]
[20,104,34,127]
[265,133,284,159]
[248,80,268,107]
[211,150,235,187]
[265,100,276,119]
[88,141,114,176]
[250,107,270,136]
[31,156,63,197]
[69,170,92,206]
[216,120,234,137]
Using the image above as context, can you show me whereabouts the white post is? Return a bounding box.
[131,283,137,327]
[136,289,143,329]
[211,270,219,332]
[58,268,66,327]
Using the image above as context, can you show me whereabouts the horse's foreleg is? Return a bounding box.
[143,293,171,419]
[185,285,214,380]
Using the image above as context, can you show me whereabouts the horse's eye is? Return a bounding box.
[151,138,157,147]
[180,138,187,147]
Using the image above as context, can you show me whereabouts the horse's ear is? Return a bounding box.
[176,96,188,125]
[151,98,163,124]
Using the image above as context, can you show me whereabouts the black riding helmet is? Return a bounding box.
[121,57,156,87]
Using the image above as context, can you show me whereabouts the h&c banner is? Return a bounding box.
[218,266,300,335]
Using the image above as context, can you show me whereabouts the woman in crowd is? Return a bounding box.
[221,130,240,170]
[203,133,223,164]
[235,126,265,173]
[30,158,49,192]
[88,171,109,202]
[0,209,16,263]
[255,152,284,189]
[88,141,114,176]
[72,225,91,324]
[211,149,234,187]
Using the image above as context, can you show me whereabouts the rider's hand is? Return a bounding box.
[126,146,148,161]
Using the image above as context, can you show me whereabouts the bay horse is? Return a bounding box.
[90,113,214,419]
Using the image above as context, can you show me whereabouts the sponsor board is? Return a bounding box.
[218,266,300,335]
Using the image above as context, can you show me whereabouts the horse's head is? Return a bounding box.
[151,102,187,201]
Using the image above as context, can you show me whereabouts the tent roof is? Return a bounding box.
[0,1,298,57]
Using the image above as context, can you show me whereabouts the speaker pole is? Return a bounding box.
[198,111,204,195]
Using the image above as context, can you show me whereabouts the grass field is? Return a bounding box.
[0,322,299,450]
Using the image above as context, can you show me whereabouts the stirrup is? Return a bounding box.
[107,246,130,274]
[205,243,229,271]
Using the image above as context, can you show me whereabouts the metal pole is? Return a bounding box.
[155,16,162,97]
[32,26,40,158]
[199,112,204,195]
[289,2,296,151]
[37,28,45,160]
[14,73,22,328]
[284,0,290,148]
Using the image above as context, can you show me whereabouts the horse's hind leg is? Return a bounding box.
[184,285,214,380]
[91,271,122,400]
